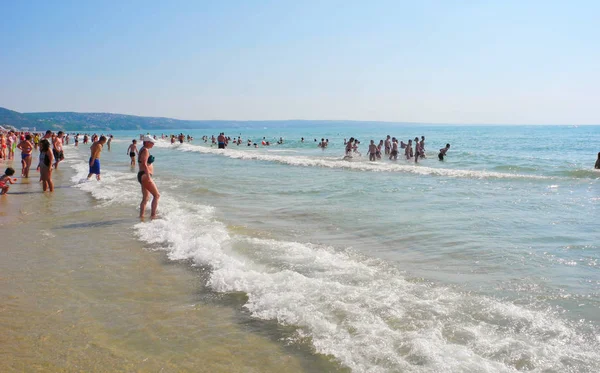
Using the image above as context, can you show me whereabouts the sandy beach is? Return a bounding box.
[0,159,342,373]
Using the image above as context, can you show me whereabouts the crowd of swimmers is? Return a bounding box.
[343,135,451,162]
[200,133,285,148]
[194,131,452,162]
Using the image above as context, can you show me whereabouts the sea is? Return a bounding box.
[6,124,600,372]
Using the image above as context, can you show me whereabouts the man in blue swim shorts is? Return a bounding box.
[87,136,107,181]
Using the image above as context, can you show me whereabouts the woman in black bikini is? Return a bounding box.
[138,136,160,218]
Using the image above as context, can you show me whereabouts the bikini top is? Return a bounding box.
[138,150,155,165]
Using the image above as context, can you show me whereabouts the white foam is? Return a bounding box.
[157,142,553,180]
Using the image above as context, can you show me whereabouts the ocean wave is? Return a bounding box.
[492,165,541,173]
[554,169,600,179]
[135,209,600,373]
[155,142,554,181]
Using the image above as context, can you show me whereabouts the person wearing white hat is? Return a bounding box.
[138,136,160,218]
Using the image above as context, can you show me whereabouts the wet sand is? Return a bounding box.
[0,159,342,372]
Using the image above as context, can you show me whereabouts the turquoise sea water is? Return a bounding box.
[66,125,599,372]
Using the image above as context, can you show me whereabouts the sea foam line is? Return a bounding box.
[154,141,553,180]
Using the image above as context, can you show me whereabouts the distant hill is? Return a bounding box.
[0,107,33,128]
[0,107,224,131]
[0,106,403,132]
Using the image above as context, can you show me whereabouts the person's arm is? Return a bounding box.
[89,145,97,166]
[17,141,24,151]
[47,150,55,166]
[138,148,148,169]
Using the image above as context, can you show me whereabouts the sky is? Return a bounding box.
[1,0,599,124]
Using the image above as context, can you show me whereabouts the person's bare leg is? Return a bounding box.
[48,171,54,192]
[24,156,32,178]
[139,186,149,218]
[150,191,160,218]
[141,177,160,218]
[41,168,48,191]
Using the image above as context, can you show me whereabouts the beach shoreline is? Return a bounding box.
[0,157,340,372]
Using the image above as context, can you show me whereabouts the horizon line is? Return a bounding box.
[3,106,600,126]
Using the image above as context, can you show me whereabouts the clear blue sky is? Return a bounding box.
[1,0,598,124]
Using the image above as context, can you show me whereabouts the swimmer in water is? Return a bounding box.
[438,143,450,161]
[390,138,399,161]
[127,139,139,166]
[384,135,391,156]
[345,137,354,157]
[367,140,377,161]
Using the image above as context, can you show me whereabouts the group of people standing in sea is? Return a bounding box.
[0,128,160,219]
[200,133,285,148]
[343,135,451,162]
[0,129,70,194]
[0,129,119,194]
[191,132,452,162]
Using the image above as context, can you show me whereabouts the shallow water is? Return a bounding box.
[3,124,599,372]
